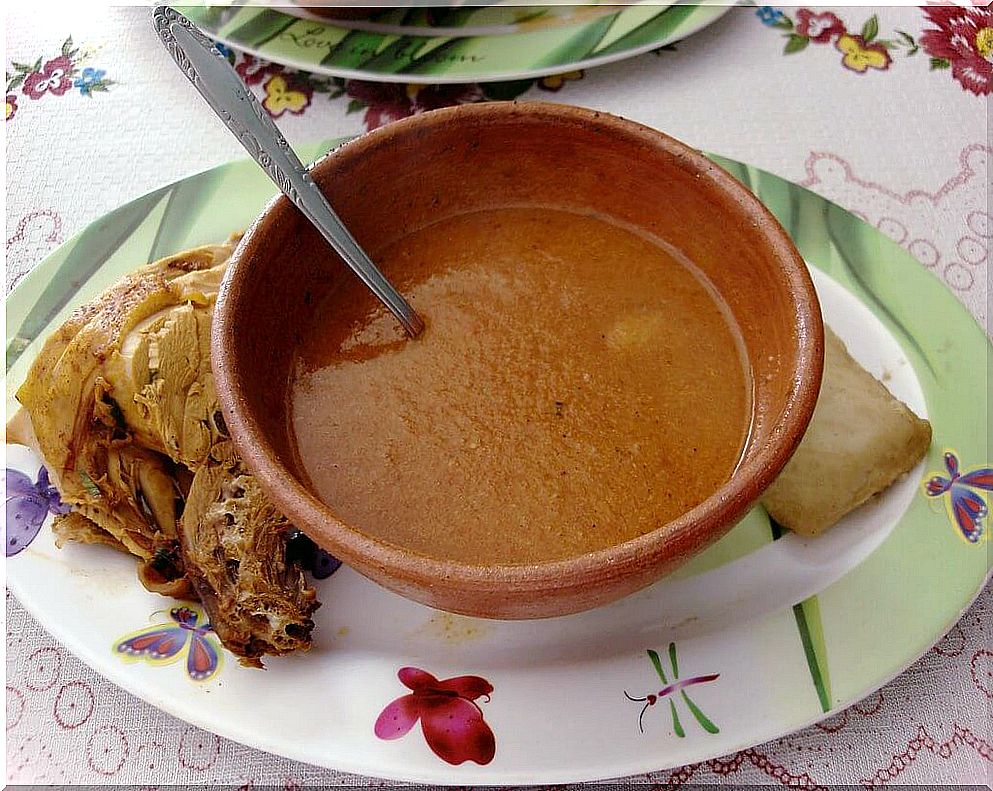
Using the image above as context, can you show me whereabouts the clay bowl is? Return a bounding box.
[212,102,823,619]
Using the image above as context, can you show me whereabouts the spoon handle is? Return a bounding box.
[152,6,424,337]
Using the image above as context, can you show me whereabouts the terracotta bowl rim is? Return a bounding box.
[212,101,824,594]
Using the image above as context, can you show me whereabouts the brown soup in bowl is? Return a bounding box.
[292,207,751,564]
[212,102,823,618]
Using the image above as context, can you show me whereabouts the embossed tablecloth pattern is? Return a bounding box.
[5,5,991,787]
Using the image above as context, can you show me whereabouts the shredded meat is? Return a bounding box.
[181,450,318,666]
[53,511,128,553]
[8,234,320,665]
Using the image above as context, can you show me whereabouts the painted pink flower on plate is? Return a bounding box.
[920,5,993,96]
[374,666,495,765]
[23,55,74,99]
[796,9,845,43]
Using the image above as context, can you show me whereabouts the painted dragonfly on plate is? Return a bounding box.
[624,642,720,737]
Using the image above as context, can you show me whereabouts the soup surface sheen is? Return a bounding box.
[291,207,751,564]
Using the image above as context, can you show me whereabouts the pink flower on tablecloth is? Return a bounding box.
[6,94,17,120]
[235,54,283,86]
[22,55,74,99]
[920,5,993,96]
[343,80,483,131]
[795,9,845,43]
[374,667,495,765]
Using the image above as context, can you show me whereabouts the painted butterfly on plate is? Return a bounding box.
[115,606,221,682]
[5,466,69,556]
[924,451,993,544]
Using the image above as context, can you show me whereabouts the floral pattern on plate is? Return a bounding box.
[375,667,495,765]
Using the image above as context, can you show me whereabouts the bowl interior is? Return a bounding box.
[213,102,822,616]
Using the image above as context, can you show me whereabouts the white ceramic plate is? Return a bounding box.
[6,143,990,783]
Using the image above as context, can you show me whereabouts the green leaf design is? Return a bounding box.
[6,186,171,371]
[896,29,917,49]
[33,56,42,72]
[792,595,832,713]
[667,642,680,679]
[647,648,669,684]
[320,29,393,70]
[681,691,720,734]
[534,12,617,66]
[7,73,25,92]
[190,5,230,31]
[824,201,938,377]
[61,36,73,59]
[771,16,794,31]
[784,34,810,54]
[668,699,685,738]
[359,36,450,76]
[593,5,695,58]
[345,99,364,115]
[436,6,547,30]
[767,515,831,713]
[930,57,951,70]
[894,30,920,56]
[861,15,879,43]
[227,9,296,48]
[146,170,224,265]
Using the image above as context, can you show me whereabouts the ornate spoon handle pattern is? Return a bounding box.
[152,6,424,337]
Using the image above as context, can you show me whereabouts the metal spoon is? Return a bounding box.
[152,6,425,338]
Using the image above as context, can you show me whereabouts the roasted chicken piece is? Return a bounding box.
[100,253,233,469]
[181,449,318,665]
[7,236,321,665]
[53,510,128,553]
[12,244,234,555]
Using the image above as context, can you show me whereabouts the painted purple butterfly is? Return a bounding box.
[5,466,69,556]
[924,452,993,544]
[115,606,221,682]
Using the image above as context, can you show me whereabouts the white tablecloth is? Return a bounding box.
[6,4,991,786]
